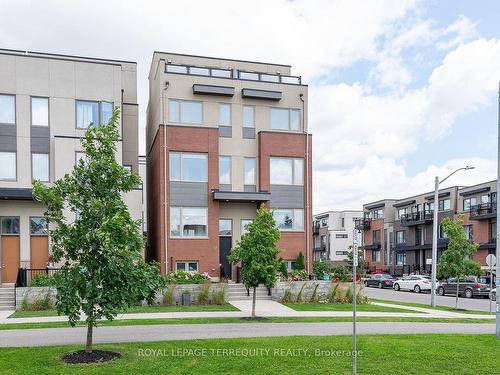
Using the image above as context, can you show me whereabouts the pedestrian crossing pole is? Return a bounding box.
[352,228,359,374]
[496,82,500,339]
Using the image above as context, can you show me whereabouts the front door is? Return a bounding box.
[1,236,20,284]
[219,219,232,280]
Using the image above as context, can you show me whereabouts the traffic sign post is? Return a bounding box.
[352,242,358,375]
[486,254,496,315]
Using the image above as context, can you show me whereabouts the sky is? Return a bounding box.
[1,0,499,213]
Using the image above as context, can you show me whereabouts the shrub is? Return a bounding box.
[278,260,288,279]
[21,292,54,311]
[212,285,226,305]
[345,285,353,303]
[289,269,309,281]
[313,261,330,279]
[309,283,319,303]
[197,282,211,305]
[331,266,349,282]
[295,252,305,271]
[162,284,176,306]
[29,274,55,287]
[327,283,345,303]
[295,283,307,303]
[281,288,293,303]
[164,271,210,285]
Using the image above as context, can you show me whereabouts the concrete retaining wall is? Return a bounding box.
[271,281,361,302]
[153,283,228,305]
[16,287,56,308]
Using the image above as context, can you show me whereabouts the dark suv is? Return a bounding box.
[437,276,494,298]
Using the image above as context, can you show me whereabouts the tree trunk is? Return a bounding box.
[85,320,93,353]
[251,286,256,318]
[455,280,459,309]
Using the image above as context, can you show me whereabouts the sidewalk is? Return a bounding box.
[0,300,494,325]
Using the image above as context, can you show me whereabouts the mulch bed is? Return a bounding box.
[61,350,121,364]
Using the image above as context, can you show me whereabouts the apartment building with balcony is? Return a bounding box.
[360,199,396,272]
[458,180,497,270]
[312,210,362,264]
[0,48,141,285]
[146,52,312,279]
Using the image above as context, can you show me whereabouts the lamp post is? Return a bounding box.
[430,166,475,307]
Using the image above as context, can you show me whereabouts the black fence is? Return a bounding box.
[365,264,432,277]
[15,268,60,287]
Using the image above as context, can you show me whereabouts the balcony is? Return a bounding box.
[313,224,320,235]
[469,202,497,220]
[479,237,496,249]
[354,217,371,231]
[313,244,326,252]
[400,210,433,226]
[363,241,381,250]
[395,238,449,251]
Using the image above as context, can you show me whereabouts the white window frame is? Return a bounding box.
[31,97,49,127]
[270,157,304,186]
[169,152,208,182]
[175,261,199,273]
[0,151,16,180]
[270,107,301,131]
[168,99,203,125]
[170,207,208,238]
[76,100,114,129]
[31,153,50,182]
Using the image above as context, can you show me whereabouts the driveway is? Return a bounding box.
[0,322,494,347]
[364,287,495,312]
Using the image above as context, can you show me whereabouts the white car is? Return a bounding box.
[393,275,431,293]
[491,288,496,301]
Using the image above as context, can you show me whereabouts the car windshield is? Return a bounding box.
[382,274,393,279]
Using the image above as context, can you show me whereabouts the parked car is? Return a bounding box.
[491,288,496,301]
[437,276,492,298]
[364,274,395,289]
[393,275,431,293]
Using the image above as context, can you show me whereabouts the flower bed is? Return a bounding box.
[163,271,210,284]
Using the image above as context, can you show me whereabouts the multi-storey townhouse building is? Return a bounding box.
[392,187,458,273]
[359,199,396,272]
[146,52,312,279]
[458,180,497,271]
[0,48,141,285]
[313,210,363,264]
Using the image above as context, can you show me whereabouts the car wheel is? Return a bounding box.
[414,285,421,293]
[464,289,473,298]
[438,287,445,296]
[394,283,400,291]
[378,282,382,289]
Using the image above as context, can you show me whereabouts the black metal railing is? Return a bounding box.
[313,244,326,252]
[400,210,434,225]
[365,264,432,277]
[469,202,497,218]
[313,224,320,234]
[15,268,60,287]
[354,218,371,230]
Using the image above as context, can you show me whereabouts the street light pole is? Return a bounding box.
[430,166,475,307]
[496,82,500,339]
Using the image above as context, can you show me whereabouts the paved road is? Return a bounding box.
[364,287,496,312]
[0,322,494,347]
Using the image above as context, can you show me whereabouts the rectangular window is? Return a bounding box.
[190,67,210,76]
[396,253,406,266]
[372,250,381,262]
[169,100,202,124]
[30,217,48,235]
[491,222,497,240]
[284,260,296,272]
[321,218,328,227]
[273,209,304,231]
[170,207,207,238]
[219,219,232,236]
[32,153,49,182]
[463,225,473,241]
[396,231,405,244]
[219,156,231,185]
[463,197,477,211]
[169,152,207,182]
[176,261,198,273]
[211,69,232,78]
[101,102,113,125]
[0,152,16,180]
[341,218,345,228]
[76,100,99,129]
[438,199,451,211]
[243,106,254,127]
[31,97,49,126]
[372,209,384,219]
[481,194,489,204]
[439,224,448,239]
[270,157,303,185]
[239,71,259,80]
[75,151,88,165]
[336,251,348,256]
[397,208,407,219]
[0,94,15,125]
[166,65,188,74]
[270,108,300,130]
[219,103,231,126]
[241,219,253,235]
[372,230,381,243]
[1,217,20,234]
[335,234,348,238]
[244,158,256,185]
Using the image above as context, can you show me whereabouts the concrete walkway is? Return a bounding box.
[0,322,494,347]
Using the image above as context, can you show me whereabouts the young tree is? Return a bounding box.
[33,109,161,353]
[438,216,482,309]
[228,205,280,317]
[345,246,366,276]
[295,252,305,271]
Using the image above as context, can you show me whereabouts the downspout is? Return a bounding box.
[161,72,170,274]
[300,93,310,272]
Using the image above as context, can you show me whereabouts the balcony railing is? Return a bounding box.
[469,202,497,220]
[313,224,320,234]
[354,217,371,231]
[165,63,302,85]
[313,244,326,252]
[400,210,433,226]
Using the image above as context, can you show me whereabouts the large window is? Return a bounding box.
[219,156,231,185]
[243,106,254,128]
[372,209,384,219]
[219,104,231,126]
[31,97,49,126]
[397,208,407,219]
[396,253,406,266]
[0,152,16,180]
[169,100,202,124]
[463,225,473,241]
[1,217,20,234]
[372,250,381,262]
[176,261,198,273]
[270,157,303,185]
[396,230,405,244]
[270,108,300,130]
[169,152,207,182]
[244,158,256,185]
[30,217,48,235]
[219,219,232,236]
[463,197,477,211]
[76,100,113,129]
[32,153,49,182]
[273,209,304,231]
[170,207,207,237]
[439,199,451,211]
[241,219,253,235]
[0,94,15,125]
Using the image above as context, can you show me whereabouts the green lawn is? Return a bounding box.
[285,303,419,313]
[0,334,497,374]
[0,316,493,331]
[9,303,238,318]
[372,299,493,315]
